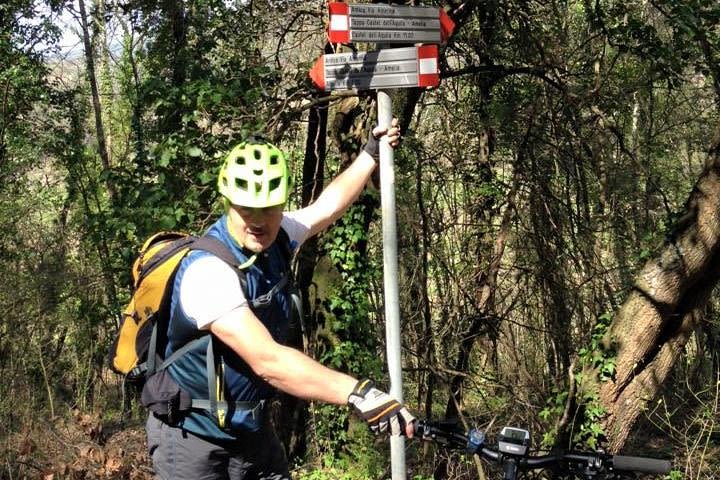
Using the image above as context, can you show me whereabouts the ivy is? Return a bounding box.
[578,312,617,382]
[540,313,615,449]
[320,199,383,377]
[309,196,384,462]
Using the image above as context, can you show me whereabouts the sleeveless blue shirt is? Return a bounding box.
[165,215,294,440]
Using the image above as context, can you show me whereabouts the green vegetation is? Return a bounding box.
[2,0,719,478]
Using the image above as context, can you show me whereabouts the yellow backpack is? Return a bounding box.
[108,231,240,381]
[108,229,299,427]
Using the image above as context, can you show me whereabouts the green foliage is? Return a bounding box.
[539,387,569,447]
[309,196,383,457]
[320,199,383,378]
[571,392,608,450]
[308,403,350,456]
[100,0,291,277]
[578,313,617,382]
[298,413,389,480]
[539,313,615,449]
[573,313,617,449]
[666,470,684,480]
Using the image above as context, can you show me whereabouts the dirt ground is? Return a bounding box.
[2,411,152,480]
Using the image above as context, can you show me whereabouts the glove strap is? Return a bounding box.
[349,378,374,402]
[362,131,380,159]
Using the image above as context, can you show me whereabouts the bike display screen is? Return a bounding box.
[500,427,529,443]
[498,426,531,456]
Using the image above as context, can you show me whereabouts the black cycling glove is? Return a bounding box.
[362,129,380,159]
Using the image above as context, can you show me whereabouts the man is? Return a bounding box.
[146,120,415,479]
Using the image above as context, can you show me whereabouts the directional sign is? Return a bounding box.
[309,45,439,91]
[328,2,455,44]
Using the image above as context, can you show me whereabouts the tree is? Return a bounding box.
[597,123,720,451]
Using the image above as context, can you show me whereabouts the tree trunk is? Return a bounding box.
[444,167,519,419]
[94,0,116,165]
[276,93,330,461]
[413,149,436,421]
[78,0,115,202]
[530,187,573,379]
[599,122,720,451]
[119,15,146,166]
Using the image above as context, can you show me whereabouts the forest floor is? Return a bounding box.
[3,411,153,480]
[2,408,717,479]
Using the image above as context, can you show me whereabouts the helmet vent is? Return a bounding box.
[235,156,246,165]
[270,155,279,165]
[269,178,281,191]
[253,169,263,176]
[255,181,262,193]
[254,149,262,160]
[235,178,248,190]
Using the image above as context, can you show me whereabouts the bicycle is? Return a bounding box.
[415,420,672,479]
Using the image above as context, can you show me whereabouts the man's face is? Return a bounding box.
[227,204,284,252]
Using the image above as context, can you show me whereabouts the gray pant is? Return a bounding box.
[146,414,291,480]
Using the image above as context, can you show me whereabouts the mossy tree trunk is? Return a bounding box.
[599,123,720,451]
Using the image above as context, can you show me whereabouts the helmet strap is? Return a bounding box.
[225,215,259,269]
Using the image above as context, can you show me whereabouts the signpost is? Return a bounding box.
[376,89,406,480]
[328,2,455,44]
[309,45,439,91]
[309,4,454,478]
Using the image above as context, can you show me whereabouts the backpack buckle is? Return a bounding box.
[252,292,273,307]
[129,363,147,381]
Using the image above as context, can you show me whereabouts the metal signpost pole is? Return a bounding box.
[310,5,453,478]
[377,90,406,480]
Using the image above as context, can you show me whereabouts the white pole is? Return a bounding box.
[377,90,406,480]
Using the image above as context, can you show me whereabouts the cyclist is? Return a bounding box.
[146,120,415,480]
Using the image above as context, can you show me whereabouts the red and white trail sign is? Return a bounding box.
[309,45,440,91]
[328,2,455,44]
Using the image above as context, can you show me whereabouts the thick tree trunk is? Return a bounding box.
[599,123,720,451]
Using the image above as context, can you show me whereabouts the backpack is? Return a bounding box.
[108,229,300,426]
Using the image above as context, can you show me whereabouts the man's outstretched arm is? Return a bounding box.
[209,305,414,437]
[294,119,401,237]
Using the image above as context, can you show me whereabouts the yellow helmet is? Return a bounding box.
[218,139,290,208]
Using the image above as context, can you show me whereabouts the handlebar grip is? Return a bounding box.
[612,455,671,474]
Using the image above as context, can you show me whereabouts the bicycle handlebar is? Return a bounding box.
[610,455,671,474]
[415,420,671,477]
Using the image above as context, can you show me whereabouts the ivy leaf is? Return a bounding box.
[159,214,177,230]
[187,146,203,157]
[199,170,215,185]
[159,149,174,167]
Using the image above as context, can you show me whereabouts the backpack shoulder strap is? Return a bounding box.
[275,227,303,328]
[144,235,235,378]
[191,236,241,267]
[276,227,293,268]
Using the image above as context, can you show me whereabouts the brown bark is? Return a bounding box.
[599,123,720,451]
[444,165,519,419]
[275,93,330,461]
[78,0,115,202]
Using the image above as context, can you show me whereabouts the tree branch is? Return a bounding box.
[443,64,564,91]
